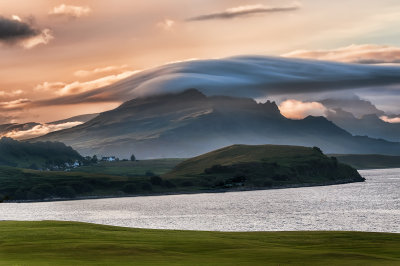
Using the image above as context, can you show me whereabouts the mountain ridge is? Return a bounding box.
[32,89,400,158]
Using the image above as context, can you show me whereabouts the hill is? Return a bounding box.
[32,89,400,158]
[165,144,364,188]
[0,221,399,265]
[0,137,82,169]
[334,154,400,169]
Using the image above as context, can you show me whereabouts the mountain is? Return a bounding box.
[165,144,364,187]
[326,109,400,142]
[32,89,400,158]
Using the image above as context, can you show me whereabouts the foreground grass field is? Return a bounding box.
[0,221,399,265]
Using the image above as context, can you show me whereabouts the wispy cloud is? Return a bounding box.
[49,4,92,19]
[2,121,83,140]
[279,99,328,119]
[283,44,400,64]
[187,2,301,21]
[157,19,176,30]
[0,98,31,111]
[35,70,139,96]
[74,65,129,77]
[0,90,23,99]
[0,15,53,49]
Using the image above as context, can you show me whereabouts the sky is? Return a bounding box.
[1,0,400,124]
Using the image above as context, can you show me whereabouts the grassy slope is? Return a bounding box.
[72,159,184,176]
[0,221,399,265]
[166,144,318,178]
[333,154,400,170]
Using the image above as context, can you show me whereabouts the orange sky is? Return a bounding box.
[1,0,400,123]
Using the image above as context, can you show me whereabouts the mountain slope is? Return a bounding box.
[32,89,400,158]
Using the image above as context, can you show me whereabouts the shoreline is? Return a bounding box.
[4,178,364,204]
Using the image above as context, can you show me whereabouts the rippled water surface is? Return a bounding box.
[1,168,399,232]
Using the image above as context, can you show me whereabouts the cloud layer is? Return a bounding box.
[284,44,400,64]
[187,3,300,21]
[30,56,400,107]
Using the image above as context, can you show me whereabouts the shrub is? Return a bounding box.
[162,180,176,188]
[181,181,194,187]
[145,171,155,177]
[122,183,137,194]
[141,182,152,191]
[150,176,163,186]
[54,186,76,198]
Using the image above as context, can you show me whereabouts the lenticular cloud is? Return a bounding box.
[37,56,400,106]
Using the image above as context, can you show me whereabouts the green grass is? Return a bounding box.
[333,154,400,170]
[0,221,399,265]
[72,159,185,176]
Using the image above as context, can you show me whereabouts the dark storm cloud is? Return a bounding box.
[187,4,300,21]
[0,16,39,42]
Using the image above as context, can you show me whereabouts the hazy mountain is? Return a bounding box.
[326,109,400,142]
[32,89,400,158]
[48,113,99,125]
[0,113,98,140]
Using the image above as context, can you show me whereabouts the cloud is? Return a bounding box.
[283,44,400,64]
[157,19,175,30]
[0,90,23,99]
[0,16,38,41]
[49,4,92,19]
[74,65,129,77]
[20,28,53,49]
[0,98,31,111]
[35,70,139,96]
[2,121,83,140]
[380,116,400,123]
[0,16,53,49]
[21,56,400,113]
[279,99,328,119]
[187,3,300,21]
[320,96,385,118]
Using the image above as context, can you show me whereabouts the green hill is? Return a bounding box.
[165,144,364,188]
[0,137,82,169]
[333,154,400,169]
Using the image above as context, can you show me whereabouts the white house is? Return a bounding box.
[101,156,116,162]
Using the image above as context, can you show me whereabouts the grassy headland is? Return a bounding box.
[165,144,364,188]
[0,221,399,265]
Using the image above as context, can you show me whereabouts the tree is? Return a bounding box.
[91,155,98,164]
[130,154,136,161]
